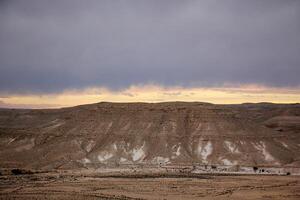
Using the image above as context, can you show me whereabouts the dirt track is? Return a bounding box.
[0,172,300,200]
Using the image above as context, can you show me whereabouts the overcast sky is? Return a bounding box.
[0,0,300,95]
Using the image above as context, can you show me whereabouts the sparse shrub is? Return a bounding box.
[11,169,33,175]
[11,169,23,175]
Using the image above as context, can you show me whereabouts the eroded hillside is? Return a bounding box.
[0,102,300,170]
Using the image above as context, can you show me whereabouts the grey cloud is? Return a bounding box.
[0,0,300,94]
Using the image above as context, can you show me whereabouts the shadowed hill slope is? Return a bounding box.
[0,102,300,170]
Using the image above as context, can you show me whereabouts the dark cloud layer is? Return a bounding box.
[0,0,300,94]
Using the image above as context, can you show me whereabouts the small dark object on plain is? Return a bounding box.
[11,169,33,175]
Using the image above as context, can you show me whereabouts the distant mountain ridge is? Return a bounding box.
[0,102,299,170]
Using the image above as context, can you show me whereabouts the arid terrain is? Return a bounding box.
[0,102,300,199]
[0,170,300,200]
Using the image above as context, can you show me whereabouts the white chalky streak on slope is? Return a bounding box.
[224,141,240,153]
[82,158,91,164]
[253,142,275,162]
[45,120,64,131]
[104,122,113,134]
[196,123,202,130]
[85,141,95,152]
[202,142,213,159]
[175,146,181,156]
[198,141,213,162]
[153,156,170,164]
[222,159,237,165]
[8,138,16,145]
[98,152,113,162]
[240,141,247,146]
[113,143,118,150]
[132,142,145,161]
[262,144,275,162]
[281,142,288,148]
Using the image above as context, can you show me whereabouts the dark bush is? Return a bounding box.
[11,169,33,175]
[11,169,23,175]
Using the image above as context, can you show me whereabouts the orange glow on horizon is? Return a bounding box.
[0,84,300,109]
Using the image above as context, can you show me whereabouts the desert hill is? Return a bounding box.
[0,102,300,170]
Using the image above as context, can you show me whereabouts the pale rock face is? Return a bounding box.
[221,158,237,165]
[224,141,240,153]
[96,143,119,162]
[7,138,16,145]
[281,142,289,149]
[82,158,91,164]
[120,157,128,163]
[152,156,170,164]
[253,142,276,162]
[175,146,181,156]
[253,142,261,151]
[98,152,114,162]
[262,147,275,162]
[171,145,181,159]
[197,140,213,163]
[132,142,145,162]
[85,140,95,152]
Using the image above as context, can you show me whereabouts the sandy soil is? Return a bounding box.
[0,172,299,200]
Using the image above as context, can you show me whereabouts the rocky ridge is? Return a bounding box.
[0,102,299,170]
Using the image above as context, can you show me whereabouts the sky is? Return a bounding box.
[0,0,300,108]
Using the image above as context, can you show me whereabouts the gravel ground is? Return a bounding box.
[0,171,299,200]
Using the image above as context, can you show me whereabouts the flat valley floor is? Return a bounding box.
[0,172,300,200]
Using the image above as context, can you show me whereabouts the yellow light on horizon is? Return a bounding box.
[0,85,299,108]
